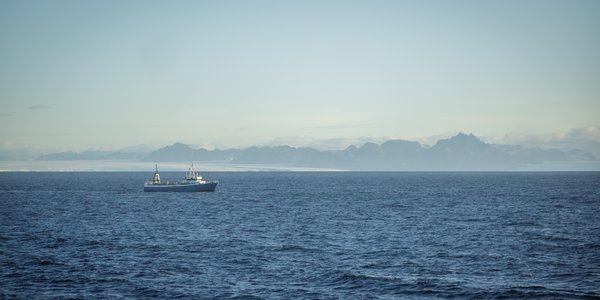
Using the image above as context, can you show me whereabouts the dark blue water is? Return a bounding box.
[1,172,599,299]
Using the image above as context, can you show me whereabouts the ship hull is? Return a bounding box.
[143,182,218,192]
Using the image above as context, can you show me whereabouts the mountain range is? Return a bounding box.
[31,133,598,171]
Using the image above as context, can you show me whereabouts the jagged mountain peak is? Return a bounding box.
[344,145,359,151]
[432,133,487,150]
[381,139,424,151]
[452,132,481,142]
[142,142,197,162]
[168,142,193,149]
[360,142,380,150]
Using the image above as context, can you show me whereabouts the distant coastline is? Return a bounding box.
[1,133,599,172]
[2,160,600,172]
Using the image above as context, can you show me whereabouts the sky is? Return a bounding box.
[1,0,599,151]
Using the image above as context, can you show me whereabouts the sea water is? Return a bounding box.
[1,172,599,299]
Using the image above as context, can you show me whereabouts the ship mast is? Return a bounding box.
[153,164,161,183]
[187,163,201,180]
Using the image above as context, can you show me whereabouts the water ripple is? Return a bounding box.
[1,171,599,298]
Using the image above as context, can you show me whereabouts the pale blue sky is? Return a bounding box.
[1,0,599,150]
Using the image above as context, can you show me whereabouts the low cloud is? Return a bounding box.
[502,127,600,144]
[28,105,53,110]
[501,126,600,156]
[561,127,600,141]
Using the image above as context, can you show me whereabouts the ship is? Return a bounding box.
[143,164,218,192]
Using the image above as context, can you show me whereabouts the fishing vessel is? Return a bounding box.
[143,164,218,192]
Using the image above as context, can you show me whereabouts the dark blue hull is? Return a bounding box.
[143,182,218,192]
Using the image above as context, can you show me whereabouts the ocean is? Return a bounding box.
[1,172,599,299]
